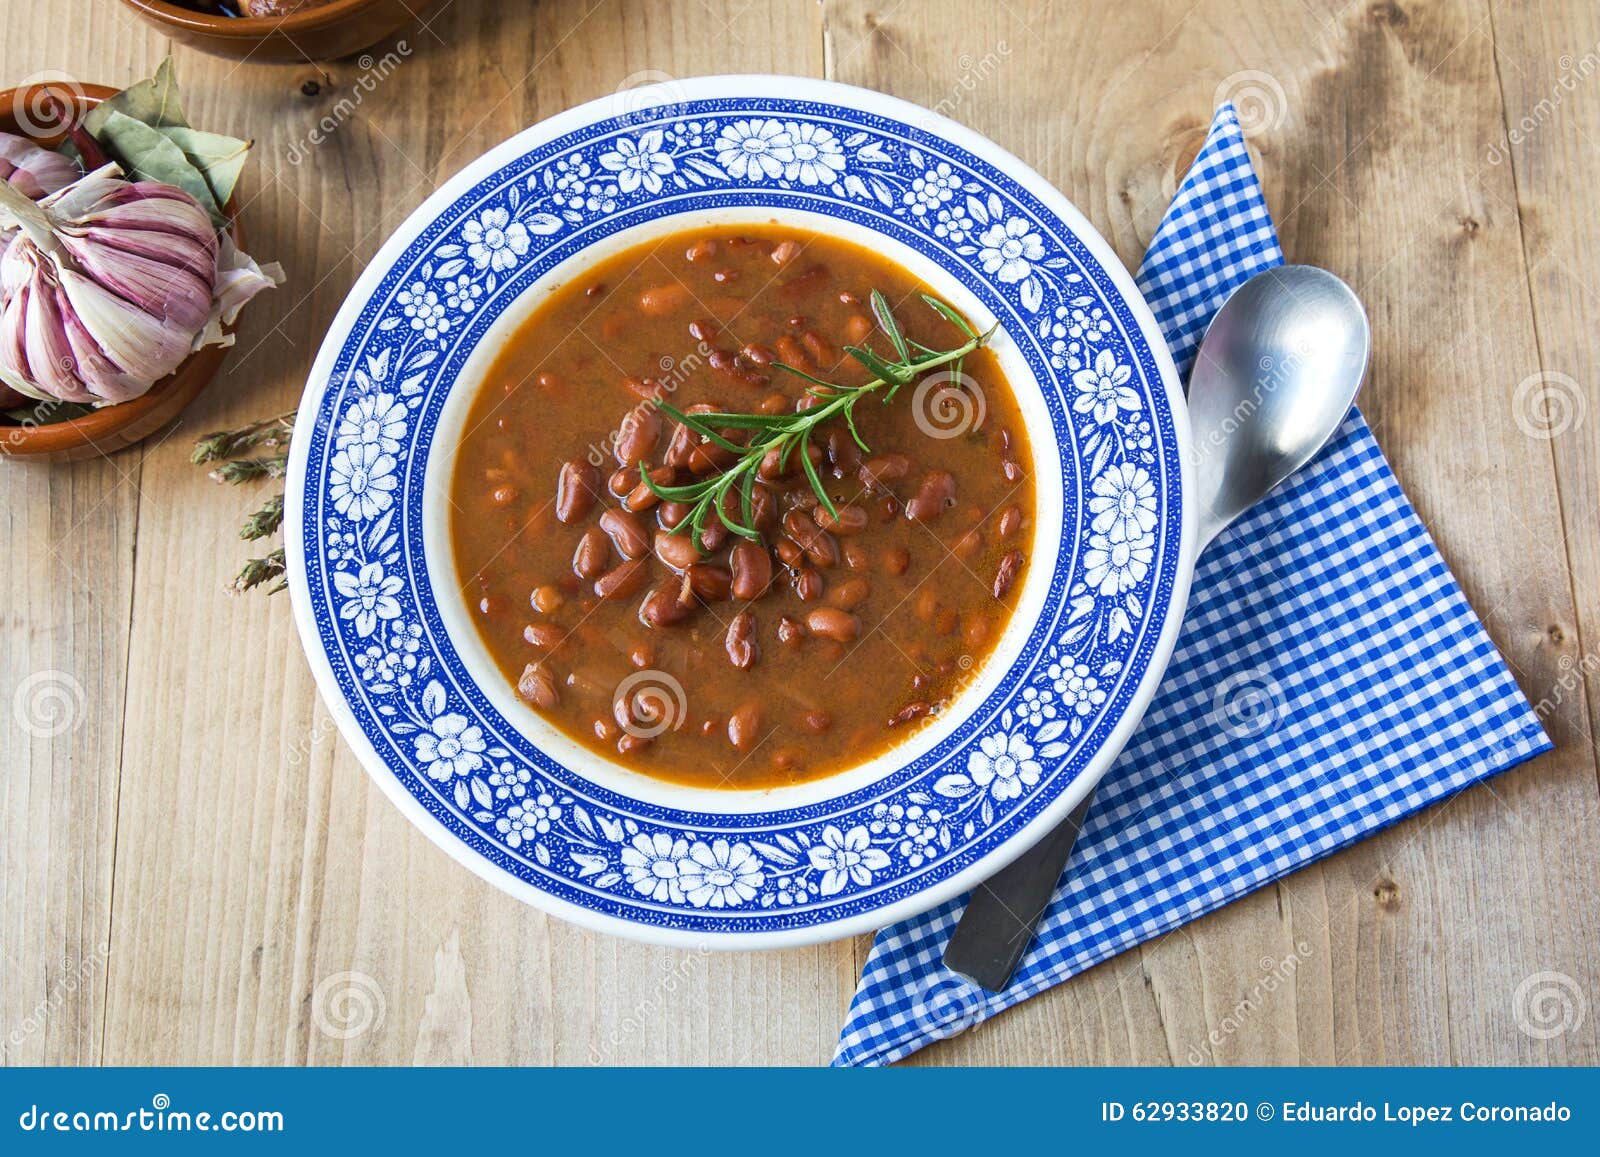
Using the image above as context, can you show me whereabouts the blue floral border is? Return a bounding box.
[296,97,1183,932]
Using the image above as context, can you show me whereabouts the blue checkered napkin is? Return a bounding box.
[832,105,1552,1067]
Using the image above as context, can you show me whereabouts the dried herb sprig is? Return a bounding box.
[645,291,994,548]
[195,412,295,594]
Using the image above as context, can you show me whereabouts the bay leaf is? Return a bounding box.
[83,56,189,135]
[94,109,225,225]
[159,125,251,207]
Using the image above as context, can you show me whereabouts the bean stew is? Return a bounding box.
[449,225,1034,789]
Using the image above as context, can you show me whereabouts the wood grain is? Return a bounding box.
[2,0,1596,1066]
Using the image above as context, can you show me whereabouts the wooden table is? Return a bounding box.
[4,0,1598,1066]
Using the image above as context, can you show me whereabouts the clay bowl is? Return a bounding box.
[118,0,432,62]
[0,82,242,463]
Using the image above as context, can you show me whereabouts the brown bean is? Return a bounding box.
[490,484,518,506]
[523,622,563,648]
[750,484,778,531]
[801,329,839,367]
[531,585,565,613]
[729,542,773,600]
[623,375,668,401]
[598,507,649,560]
[843,542,870,570]
[829,577,871,609]
[824,427,861,476]
[555,460,600,523]
[639,282,691,316]
[777,616,805,647]
[778,263,830,298]
[858,452,911,491]
[770,239,802,265]
[478,594,506,617]
[993,549,1025,599]
[757,393,790,415]
[727,701,763,752]
[639,579,693,627]
[654,528,701,571]
[608,466,635,497]
[708,347,768,387]
[774,536,805,568]
[882,547,910,575]
[657,500,692,530]
[953,528,984,560]
[887,701,931,728]
[814,503,867,535]
[998,505,1024,539]
[617,733,653,756]
[572,526,611,578]
[688,318,719,342]
[805,606,859,642]
[685,238,718,263]
[517,662,559,709]
[613,407,661,466]
[624,465,677,512]
[776,334,810,368]
[593,557,648,600]
[800,709,832,734]
[962,613,991,650]
[686,563,732,602]
[842,313,872,344]
[724,610,758,669]
[741,342,776,366]
[905,470,957,521]
[913,588,939,622]
[627,641,655,669]
[793,568,825,602]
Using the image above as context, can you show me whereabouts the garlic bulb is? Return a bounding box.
[0,131,77,200]
[0,162,281,406]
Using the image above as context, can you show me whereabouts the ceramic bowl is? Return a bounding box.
[118,0,432,62]
[286,76,1194,947]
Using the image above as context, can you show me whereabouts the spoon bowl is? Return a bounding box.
[1189,265,1371,546]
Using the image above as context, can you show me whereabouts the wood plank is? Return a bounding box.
[825,0,1600,1066]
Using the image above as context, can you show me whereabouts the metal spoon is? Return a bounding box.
[942,264,1371,991]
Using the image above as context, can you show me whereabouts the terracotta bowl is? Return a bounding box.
[119,0,433,62]
[0,83,245,463]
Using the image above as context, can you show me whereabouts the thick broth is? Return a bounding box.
[450,224,1034,788]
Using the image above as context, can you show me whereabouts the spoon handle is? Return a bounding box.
[941,794,1094,989]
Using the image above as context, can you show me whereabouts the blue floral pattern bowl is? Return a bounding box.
[286,76,1193,947]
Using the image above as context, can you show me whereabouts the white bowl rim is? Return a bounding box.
[285,73,1195,949]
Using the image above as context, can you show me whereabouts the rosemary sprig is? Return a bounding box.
[646,291,994,547]
[195,412,296,594]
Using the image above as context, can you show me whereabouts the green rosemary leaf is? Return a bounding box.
[921,293,978,338]
[799,431,837,522]
[240,492,284,540]
[229,547,286,595]
[870,289,911,362]
[639,467,712,501]
[842,404,872,454]
[844,344,910,386]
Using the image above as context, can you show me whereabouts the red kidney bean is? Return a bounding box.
[770,239,802,265]
[993,549,1025,599]
[793,568,825,602]
[608,466,634,497]
[805,607,859,642]
[774,537,804,569]
[613,407,661,466]
[814,503,867,535]
[800,709,832,734]
[688,318,719,342]
[517,662,559,708]
[741,342,776,366]
[657,500,692,530]
[904,470,957,522]
[617,733,653,756]
[842,313,872,344]
[531,585,564,613]
[824,428,861,476]
[656,525,699,566]
[491,484,518,506]
[776,334,810,368]
[623,375,668,401]
[727,701,763,752]
[829,577,871,609]
[998,505,1024,538]
[685,238,718,263]
[628,641,655,669]
[639,282,690,316]
[757,393,789,415]
[599,508,649,560]
[881,547,909,575]
[478,594,506,617]
[639,579,693,627]
[593,557,648,600]
[800,329,838,367]
[887,701,931,728]
[778,263,829,298]
[725,610,758,669]
[624,465,677,512]
[686,563,732,602]
[730,542,773,600]
[777,616,805,647]
[555,460,599,523]
[953,528,984,560]
[962,613,991,650]
[708,347,768,387]
[913,588,939,621]
[523,622,563,648]
[749,484,778,531]
[843,542,869,570]
[572,526,611,578]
